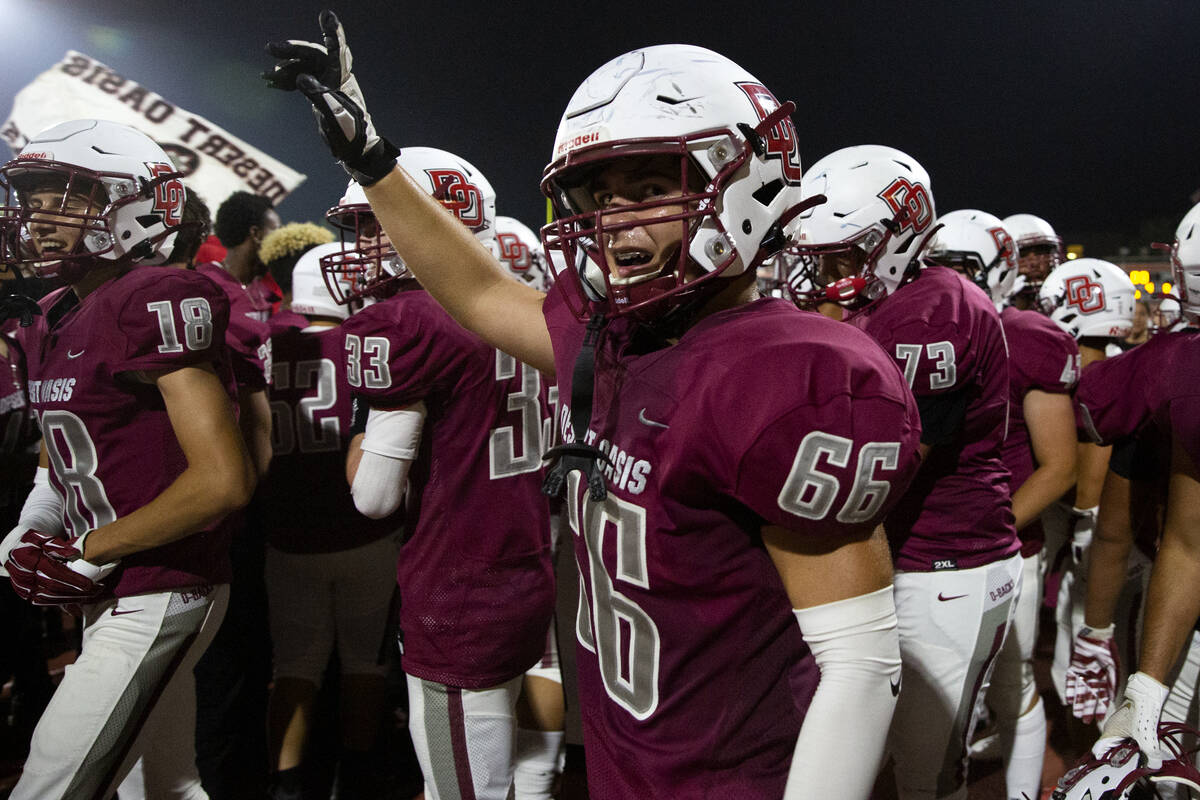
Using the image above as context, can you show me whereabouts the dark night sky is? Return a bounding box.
[2,0,1197,257]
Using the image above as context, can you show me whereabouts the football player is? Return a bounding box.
[325,152,558,800]
[1003,212,1063,310]
[1035,258,1137,708]
[790,149,1023,800]
[267,14,922,798]
[259,241,400,799]
[1065,204,1200,766]
[926,209,1079,800]
[0,119,255,799]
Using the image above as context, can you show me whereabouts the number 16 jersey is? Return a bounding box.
[340,289,555,690]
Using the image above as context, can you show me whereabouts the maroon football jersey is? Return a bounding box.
[543,290,921,797]
[848,266,1019,571]
[259,318,400,553]
[1000,306,1080,554]
[15,268,239,596]
[1,333,39,511]
[195,263,273,390]
[1077,329,1200,470]
[341,290,554,689]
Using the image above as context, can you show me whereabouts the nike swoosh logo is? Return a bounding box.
[110,608,143,616]
[937,592,968,602]
[637,408,669,429]
[67,349,86,359]
[890,676,902,696]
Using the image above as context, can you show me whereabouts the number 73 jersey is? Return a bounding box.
[542,292,922,796]
[17,267,238,597]
[340,289,555,690]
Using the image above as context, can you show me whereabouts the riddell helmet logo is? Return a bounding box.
[497,232,531,272]
[17,151,52,161]
[1064,274,1106,313]
[878,179,933,235]
[736,82,803,185]
[427,169,485,231]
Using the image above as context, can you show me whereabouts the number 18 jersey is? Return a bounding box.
[17,267,238,597]
[544,291,921,798]
[340,289,555,689]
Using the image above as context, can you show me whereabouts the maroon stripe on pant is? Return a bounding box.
[447,686,477,800]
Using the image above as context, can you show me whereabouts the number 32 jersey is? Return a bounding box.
[341,289,555,690]
[17,267,238,597]
[543,291,922,798]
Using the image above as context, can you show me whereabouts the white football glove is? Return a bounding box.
[264,10,399,185]
[1064,624,1119,724]
[1097,671,1169,768]
[1069,505,1098,577]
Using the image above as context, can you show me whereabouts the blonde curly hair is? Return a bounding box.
[259,222,335,292]
[259,222,335,266]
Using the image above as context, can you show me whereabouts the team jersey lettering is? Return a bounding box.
[1059,352,1082,388]
[147,297,213,354]
[778,431,900,523]
[345,333,391,389]
[567,471,661,720]
[40,410,117,536]
[489,351,543,479]
[894,340,957,390]
[269,358,340,456]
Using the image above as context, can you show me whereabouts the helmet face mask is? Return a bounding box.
[540,44,805,323]
[0,120,185,282]
[1003,213,1063,301]
[1169,201,1200,320]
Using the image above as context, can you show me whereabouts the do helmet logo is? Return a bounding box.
[147,162,184,227]
[497,232,531,273]
[428,169,485,231]
[1064,274,1106,313]
[987,226,1016,263]
[878,178,933,235]
[736,82,803,184]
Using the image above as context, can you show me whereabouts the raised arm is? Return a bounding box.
[364,169,554,374]
[265,11,555,375]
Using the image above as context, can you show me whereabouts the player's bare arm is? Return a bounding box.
[79,362,255,564]
[1081,469,1134,630]
[364,170,554,375]
[762,522,893,606]
[1135,439,1200,683]
[238,386,273,478]
[1014,389,1078,529]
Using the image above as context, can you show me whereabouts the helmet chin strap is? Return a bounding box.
[541,312,613,501]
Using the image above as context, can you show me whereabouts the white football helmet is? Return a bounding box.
[495,215,549,292]
[323,147,497,303]
[924,209,1019,308]
[1052,723,1200,800]
[541,44,805,319]
[788,145,936,307]
[1039,258,1136,340]
[1169,201,1200,321]
[0,119,185,281]
[291,241,351,320]
[1003,212,1063,297]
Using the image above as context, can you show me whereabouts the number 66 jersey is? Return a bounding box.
[340,288,555,690]
[543,291,922,797]
[17,267,238,596]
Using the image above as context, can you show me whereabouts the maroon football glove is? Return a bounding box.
[4,529,106,607]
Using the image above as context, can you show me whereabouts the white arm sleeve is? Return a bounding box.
[1,467,65,576]
[351,403,426,520]
[785,585,902,800]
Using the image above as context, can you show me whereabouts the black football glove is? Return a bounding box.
[264,10,399,186]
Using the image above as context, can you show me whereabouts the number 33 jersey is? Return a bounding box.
[17,267,238,596]
[340,289,555,690]
[543,291,922,798]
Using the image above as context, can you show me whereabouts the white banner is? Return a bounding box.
[1,51,305,208]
